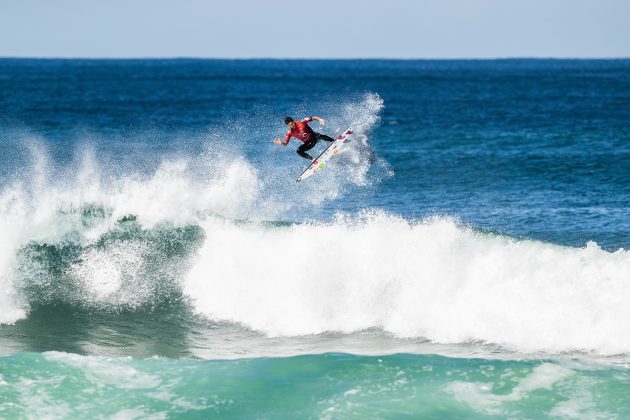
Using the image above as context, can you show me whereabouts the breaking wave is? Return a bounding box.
[1,92,629,356]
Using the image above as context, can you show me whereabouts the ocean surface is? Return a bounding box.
[0,59,629,418]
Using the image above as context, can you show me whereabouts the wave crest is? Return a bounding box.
[184,213,630,355]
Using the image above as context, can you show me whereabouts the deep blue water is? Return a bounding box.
[2,59,629,248]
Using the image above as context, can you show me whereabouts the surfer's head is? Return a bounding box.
[284,116,296,129]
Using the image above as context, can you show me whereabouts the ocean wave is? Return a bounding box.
[184,213,630,355]
[0,93,387,325]
[3,204,630,356]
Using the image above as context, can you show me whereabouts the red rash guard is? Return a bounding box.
[284,118,315,143]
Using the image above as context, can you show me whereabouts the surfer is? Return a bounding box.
[274,116,335,161]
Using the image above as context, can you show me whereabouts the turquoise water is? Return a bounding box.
[2,352,629,418]
[1,59,629,417]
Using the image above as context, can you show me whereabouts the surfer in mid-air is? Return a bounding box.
[274,116,335,161]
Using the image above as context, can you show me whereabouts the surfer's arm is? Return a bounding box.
[310,116,326,126]
[274,132,292,146]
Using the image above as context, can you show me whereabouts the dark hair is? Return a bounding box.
[284,116,294,125]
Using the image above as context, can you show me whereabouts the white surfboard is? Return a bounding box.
[296,127,355,182]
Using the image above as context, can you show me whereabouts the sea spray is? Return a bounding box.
[0,96,387,324]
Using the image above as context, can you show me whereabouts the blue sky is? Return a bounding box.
[2,0,629,58]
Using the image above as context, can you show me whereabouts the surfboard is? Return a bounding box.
[296,127,355,182]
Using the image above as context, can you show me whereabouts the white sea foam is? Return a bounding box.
[44,352,161,389]
[447,363,575,415]
[184,212,630,355]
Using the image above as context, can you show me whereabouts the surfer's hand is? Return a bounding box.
[273,139,283,145]
[319,118,326,126]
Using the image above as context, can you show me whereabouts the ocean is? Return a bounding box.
[0,58,629,418]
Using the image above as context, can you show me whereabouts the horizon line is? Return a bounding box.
[1,56,630,61]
